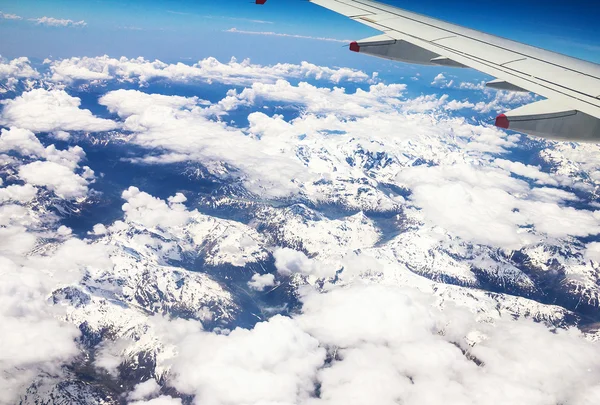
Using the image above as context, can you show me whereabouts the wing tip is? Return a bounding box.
[495,114,510,129]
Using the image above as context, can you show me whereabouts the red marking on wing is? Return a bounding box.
[495,114,510,129]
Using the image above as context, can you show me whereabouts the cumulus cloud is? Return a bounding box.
[445,99,475,110]
[121,186,191,229]
[0,184,37,203]
[585,242,600,263]
[29,16,86,27]
[297,283,600,405]
[430,72,454,88]
[0,127,93,200]
[455,80,538,114]
[395,163,600,249]
[168,315,326,405]
[47,55,372,85]
[217,80,407,116]
[99,89,315,198]
[473,90,537,114]
[128,380,161,401]
[0,57,39,81]
[247,273,276,291]
[459,80,486,90]
[98,89,207,117]
[137,282,600,405]
[0,239,113,404]
[493,158,574,187]
[0,89,118,133]
[92,223,108,235]
[18,161,90,199]
[0,127,46,156]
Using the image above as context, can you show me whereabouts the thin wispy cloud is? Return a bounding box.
[120,26,144,31]
[225,27,350,43]
[166,10,191,16]
[29,16,86,27]
[0,11,22,20]
[210,15,273,25]
[167,10,273,24]
[555,38,600,53]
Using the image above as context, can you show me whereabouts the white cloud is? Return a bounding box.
[0,11,22,20]
[99,89,315,198]
[0,240,113,404]
[494,158,574,187]
[274,247,320,277]
[129,396,182,405]
[247,273,276,291]
[97,80,521,203]
[445,99,474,110]
[431,72,451,87]
[121,186,191,229]
[128,380,161,401]
[0,127,46,156]
[296,283,600,405]
[98,89,207,118]
[56,225,72,236]
[459,80,486,90]
[168,192,187,204]
[48,55,372,85]
[0,89,118,133]
[29,16,86,27]
[447,80,539,114]
[395,163,600,249]
[218,80,407,116]
[0,184,37,204]
[137,282,600,405]
[92,223,108,235]
[473,90,537,114]
[0,132,85,172]
[0,57,39,81]
[0,123,117,403]
[18,161,89,199]
[225,27,350,43]
[204,15,274,24]
[585,242,600,263]
[50,130,71,141]
[168,315,326,405]
[0,127,93,200]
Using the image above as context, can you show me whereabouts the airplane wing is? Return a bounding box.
[258,0,600,142]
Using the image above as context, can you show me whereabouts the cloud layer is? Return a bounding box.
[47,55,373,85]
[0,54,599,405]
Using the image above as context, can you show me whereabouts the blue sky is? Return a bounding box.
[1,0,599,66]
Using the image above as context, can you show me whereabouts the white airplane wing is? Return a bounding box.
[259,0,600,142]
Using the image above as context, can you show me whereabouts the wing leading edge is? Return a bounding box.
[258,0,600,142]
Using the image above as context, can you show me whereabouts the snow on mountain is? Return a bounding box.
[1,55,600,404]
[256,204,380,257]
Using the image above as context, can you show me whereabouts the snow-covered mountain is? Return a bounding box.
[1,56,600,404]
